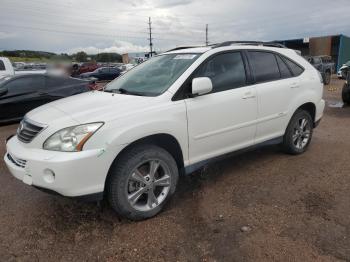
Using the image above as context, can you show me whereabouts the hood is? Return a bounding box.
[340,64,349,70]
[28,91,160,125]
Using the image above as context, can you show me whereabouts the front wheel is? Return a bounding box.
[282,110,313,155]
[107,144,179,221]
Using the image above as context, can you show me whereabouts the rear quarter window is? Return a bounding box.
[0,61,5,71]
[283,57,304,76]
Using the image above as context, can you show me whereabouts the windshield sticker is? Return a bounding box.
[173,54,197,60]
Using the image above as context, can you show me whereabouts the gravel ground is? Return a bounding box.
[0,77,349,261]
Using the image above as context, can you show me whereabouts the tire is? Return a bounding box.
[324,71,331,85]
[342,84,350,104]
[107,144,179,221]
[282,110,313,155]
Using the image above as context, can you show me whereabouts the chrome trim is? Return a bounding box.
[17,116,48,143]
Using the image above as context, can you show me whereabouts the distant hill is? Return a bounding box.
[0,50,57,59]
[0,50,122,63]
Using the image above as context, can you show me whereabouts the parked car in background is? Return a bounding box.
[71,62,99,77]
[4,42,325,220]
[0,74,95,123]
[79,67,121,81]
[306,55,334,85]
[338,61,350,79]
[0,57,15,77]
[119,63,135,74]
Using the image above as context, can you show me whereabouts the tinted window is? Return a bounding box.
[110,68,120,74]
[100,68,109,73]
[194,52,246,93]
[0,61,5,71]
[276,55,292,78]
[283,58,304,76]
[249,51,280,83]
[5,76,45,92]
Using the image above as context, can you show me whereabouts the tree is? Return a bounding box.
[95,53,122,63]
[75,51,88,62]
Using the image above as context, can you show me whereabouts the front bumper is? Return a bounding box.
[4,136,114,198]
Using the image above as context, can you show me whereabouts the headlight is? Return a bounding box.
[43,122,103,152]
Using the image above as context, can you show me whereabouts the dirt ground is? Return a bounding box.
[0,77,349,262]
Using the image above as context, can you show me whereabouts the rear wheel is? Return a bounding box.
[342,84,350,104]
[282,110,313,155]
[107,144,179,221]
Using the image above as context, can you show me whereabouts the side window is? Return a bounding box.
[275,55,292,78]
[0,61,5,71]
[194,52,246,93]
[248,51,280,83]
[4,76,45,92]
[283,57,304,76]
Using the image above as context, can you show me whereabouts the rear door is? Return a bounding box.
[0,75,46,121]
[185,51,258,164]
[247,51,303,143]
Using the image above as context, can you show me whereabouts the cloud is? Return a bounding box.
[0,0,349,53]
[0,32,17,40]
[152,0,192,8]
[67,40,149,55]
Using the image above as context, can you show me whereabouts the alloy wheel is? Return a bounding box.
[126,159,171,212]
[292,117,311,150]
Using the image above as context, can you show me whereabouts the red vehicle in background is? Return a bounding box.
[71,62,98,77]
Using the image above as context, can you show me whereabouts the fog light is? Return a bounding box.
[43,169,55,183]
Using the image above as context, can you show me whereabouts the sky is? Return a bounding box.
[0,0,349,54]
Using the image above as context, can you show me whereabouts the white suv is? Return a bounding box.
[5,42,325,220]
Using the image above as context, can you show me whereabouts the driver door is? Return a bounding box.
[185,51,258,164]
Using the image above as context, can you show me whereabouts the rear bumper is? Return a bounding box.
[315,99,325,122]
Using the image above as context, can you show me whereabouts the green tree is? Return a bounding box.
[75,51,88,62]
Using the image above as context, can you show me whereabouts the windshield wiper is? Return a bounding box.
[117,88,145,96]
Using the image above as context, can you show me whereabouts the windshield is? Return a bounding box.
[104,53,199,96]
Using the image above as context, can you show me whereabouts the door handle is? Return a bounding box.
[242,92,255,99]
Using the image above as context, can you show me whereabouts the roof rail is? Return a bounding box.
[213,41,286,48]
[166,46,205,52]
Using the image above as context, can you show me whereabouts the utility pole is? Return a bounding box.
[148,17,153,57]
[205,24,209,46]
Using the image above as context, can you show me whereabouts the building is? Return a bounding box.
[275,34,350,71]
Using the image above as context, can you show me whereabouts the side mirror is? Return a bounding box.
[191,77,213,97]
[0,87,8,96]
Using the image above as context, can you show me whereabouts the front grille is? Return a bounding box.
[7,153,27,168]
[17,118,45,143]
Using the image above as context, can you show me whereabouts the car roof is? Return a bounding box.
[164,44,293,55]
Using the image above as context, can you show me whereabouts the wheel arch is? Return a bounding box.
[104,133,185,194]
[297,102,316,123]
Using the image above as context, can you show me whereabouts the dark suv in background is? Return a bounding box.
[306,55,335,85]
